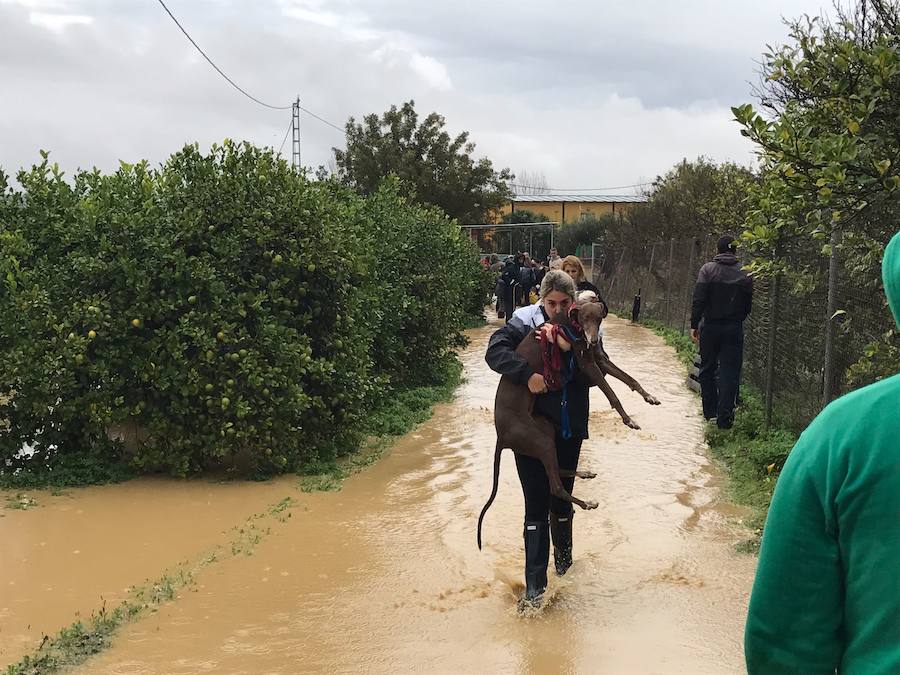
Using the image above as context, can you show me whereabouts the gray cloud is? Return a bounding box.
[1,0,827,188]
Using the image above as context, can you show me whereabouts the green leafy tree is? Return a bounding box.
[325,176,491,383]
[500,208,546,225]
[333,100,513,223]
[555,214,612,256]
[733,0,900,398]
[497,209,553,258]
[0,144,375,477]
[617,158,756,247]
[734,0,900,278]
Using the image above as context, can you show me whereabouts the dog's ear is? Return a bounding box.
[568,305,580,323]
[600,302,609,318]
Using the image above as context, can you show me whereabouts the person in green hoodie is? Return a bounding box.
[744,230,900,675]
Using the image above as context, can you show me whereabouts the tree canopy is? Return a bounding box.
[734,0,900,279]
[333,100,513,224]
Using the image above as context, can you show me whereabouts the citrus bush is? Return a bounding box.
[0,142,485,479]
[351,178,490,384]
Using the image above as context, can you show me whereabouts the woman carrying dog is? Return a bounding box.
[484,270,593,609]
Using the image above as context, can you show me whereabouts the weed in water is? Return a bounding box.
[5,493,38,510]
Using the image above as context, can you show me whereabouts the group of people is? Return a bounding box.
[487,250,547,319]
[489,247,603,322]
[484,230,900,674]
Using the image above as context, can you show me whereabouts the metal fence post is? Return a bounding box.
[681,238,696,335]
[822,228,842,406]
[606,248,627,306]
[764,274,780,429]
[641,243,656,318]
[664,238,675,327]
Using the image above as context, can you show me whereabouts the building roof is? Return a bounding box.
[511,194,647,203]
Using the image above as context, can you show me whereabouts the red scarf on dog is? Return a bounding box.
[539,307,582,391]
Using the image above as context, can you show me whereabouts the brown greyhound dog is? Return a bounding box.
[477,299,663,548]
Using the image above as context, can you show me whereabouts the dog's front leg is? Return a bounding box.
[595,353,660,406]
[576,349,640,429]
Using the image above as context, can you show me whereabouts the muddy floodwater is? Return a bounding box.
[2,313,757,674]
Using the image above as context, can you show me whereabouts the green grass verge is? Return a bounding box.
[0,452,135,491]
[640,319,797,553]
[461,313,488,329]
[641,319,698,369]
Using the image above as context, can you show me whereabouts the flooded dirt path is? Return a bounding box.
[5,313,758,673]
[0,475,297,664]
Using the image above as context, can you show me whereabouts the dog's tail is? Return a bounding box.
[477,439,503,550]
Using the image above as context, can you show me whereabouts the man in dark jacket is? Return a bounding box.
[518,259,535,305]
[690,235,753,429]
[499,255,520,322]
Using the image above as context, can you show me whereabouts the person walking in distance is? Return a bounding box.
[547,247,563,270]
[561,255,606,305]
[498,254,521,323]
[689,235,752,429]
[519,253,536,306]
[489,254,505,318]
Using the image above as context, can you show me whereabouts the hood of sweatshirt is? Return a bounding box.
[884,231,900,329]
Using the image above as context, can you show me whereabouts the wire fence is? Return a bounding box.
[592,235,898,431]
[462,223,556,263]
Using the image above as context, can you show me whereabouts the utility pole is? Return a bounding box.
[291,97,301,172]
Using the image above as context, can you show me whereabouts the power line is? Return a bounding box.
[299,107,346,135]
[277,115,293,156]
[156,0,348,136]
[508,181,651,192]
[156,0,292,110]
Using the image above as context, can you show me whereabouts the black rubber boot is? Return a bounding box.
[519,519,550,611]
[550,510,573,576]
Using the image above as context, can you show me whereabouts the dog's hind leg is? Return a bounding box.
[532,416,597,480]
[560,469,597,480]
[508,426,598,511]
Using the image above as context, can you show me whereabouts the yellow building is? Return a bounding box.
[498,194,647,224]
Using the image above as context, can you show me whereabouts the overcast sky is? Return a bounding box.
[1,0,830,191]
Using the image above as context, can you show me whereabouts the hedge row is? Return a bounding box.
[0,141,492,479]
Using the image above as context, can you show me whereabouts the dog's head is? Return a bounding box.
[567,300,606,348]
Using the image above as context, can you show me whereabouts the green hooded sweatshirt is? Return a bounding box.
[745,231,900,674]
